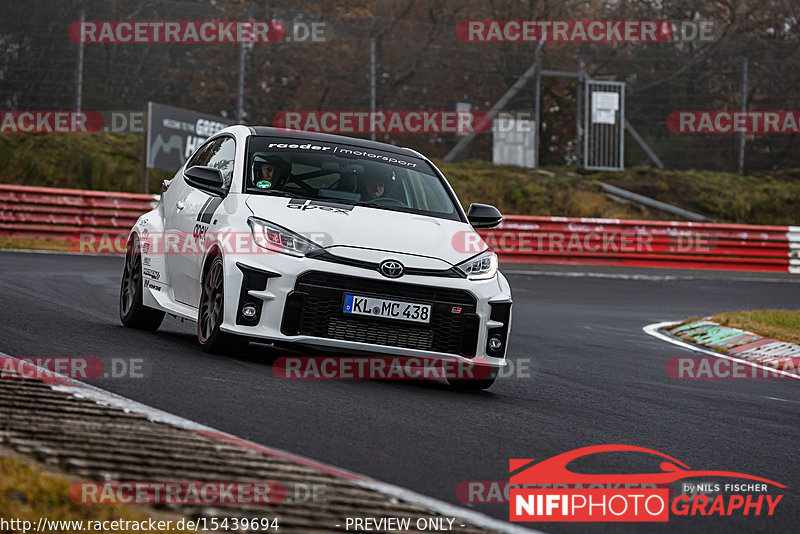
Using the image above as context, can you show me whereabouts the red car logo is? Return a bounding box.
[510,444,785,487]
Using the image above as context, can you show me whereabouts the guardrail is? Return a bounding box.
[0,184,158,241]
[0,185,797,274]
[481,216,799,274]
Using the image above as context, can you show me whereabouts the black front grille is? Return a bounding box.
[281,272,478,356]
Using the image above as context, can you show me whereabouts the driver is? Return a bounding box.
[253,155,291,190]
[361,169,393,201]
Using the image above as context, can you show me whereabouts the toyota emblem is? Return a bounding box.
[378,260,404,278]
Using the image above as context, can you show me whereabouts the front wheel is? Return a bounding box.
[119,235,165,331]
[197,256,249,354]
[447,365,498,391]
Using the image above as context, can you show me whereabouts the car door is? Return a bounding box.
[165,136,236,307]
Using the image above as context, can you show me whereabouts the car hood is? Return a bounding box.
[245,195,487,266]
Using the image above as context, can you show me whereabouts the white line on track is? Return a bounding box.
[764,396,792,402]
[642,321,800,381]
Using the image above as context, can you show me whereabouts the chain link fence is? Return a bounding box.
[1,0,799,172]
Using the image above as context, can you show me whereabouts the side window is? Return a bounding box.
[186,141,213,168]
[205,137,236,188]
[185,137,236,189]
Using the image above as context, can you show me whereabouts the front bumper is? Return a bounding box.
[220,253,512,367]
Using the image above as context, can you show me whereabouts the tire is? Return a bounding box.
[447,365,498,391]
[119,235,165,331]
[197,256,249,354]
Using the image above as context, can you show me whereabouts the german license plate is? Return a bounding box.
[343,294,431,324]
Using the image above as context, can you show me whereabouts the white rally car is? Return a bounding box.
[120,126,512,389]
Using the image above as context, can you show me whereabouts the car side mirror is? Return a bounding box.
[467,203,503,228]
[184,166,227,197]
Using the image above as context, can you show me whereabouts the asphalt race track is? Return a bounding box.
[1,250,798,534]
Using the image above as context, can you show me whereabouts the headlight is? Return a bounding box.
[248,217,322,257]
[456,250,498,280]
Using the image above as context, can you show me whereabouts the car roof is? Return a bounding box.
[245,126,425,159]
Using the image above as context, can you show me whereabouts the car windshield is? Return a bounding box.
[244,136,462,221]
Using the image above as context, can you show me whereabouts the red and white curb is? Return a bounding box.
[643,321,800,380]
[0,351,542,534]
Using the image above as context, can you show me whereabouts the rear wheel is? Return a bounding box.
[119,235,165,331]
[197,256,249,354]
[447,365,498,391]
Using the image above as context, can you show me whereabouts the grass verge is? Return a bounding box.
[3,133,799,224]
[592,166,800,225]
[436,160,668,220]
[0,449,189,533]
[710,310,800,344]
[0,237,70,252]
[0,133,171,193]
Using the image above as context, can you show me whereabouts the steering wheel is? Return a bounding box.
[367,196,407,207]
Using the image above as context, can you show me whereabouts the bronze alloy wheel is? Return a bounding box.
[197,256,248,354]
[119,235,164,331]
[119,242,141,318]
[198,257,224,344]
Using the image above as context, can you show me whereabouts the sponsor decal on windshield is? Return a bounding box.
[264,142,419,168]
